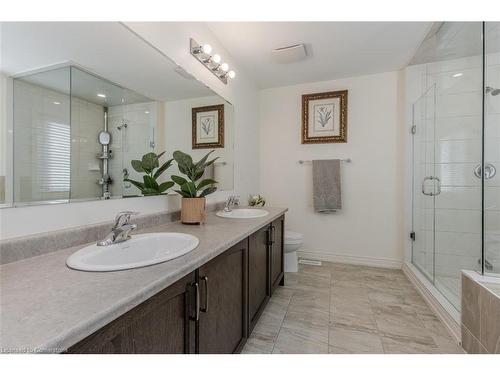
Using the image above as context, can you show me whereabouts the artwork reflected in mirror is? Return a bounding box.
[192,104,224,149]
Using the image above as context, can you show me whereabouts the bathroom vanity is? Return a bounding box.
[67,214,284,354]
[0,208,286,354]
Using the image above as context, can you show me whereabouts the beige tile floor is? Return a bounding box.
[241,262,464,354]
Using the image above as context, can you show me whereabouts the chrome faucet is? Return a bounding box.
[223,195,240,212]
[97,211,139,246]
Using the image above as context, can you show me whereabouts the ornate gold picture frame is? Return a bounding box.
[192,104,224,149]
[301,90,348,144]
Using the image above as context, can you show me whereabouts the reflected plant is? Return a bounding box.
[171,150,218,198]
[124,151,174,196]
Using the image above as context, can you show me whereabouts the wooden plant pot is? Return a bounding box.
[181,197,206,224]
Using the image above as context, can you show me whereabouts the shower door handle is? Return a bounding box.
[422,176,440,196]
[434,176,441,196]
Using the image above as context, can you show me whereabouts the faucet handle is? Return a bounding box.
[114,211,139,228]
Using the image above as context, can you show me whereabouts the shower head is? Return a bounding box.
[486,86,500,96]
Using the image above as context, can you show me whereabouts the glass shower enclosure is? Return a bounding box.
[12,65,156,205]
[410,22,500,311]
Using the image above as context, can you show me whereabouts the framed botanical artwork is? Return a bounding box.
[301,90,348,144]
[192,104,224,149]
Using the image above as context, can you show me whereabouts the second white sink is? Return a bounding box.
[66,232,199,272]
[216,208,269,219]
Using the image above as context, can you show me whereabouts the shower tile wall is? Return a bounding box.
[13,80,71,202]
[431,56,484,304]
[13,80,108,202]
[107,102,157,197]
[70,97,104,200]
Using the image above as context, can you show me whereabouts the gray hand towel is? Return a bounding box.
[312,159,342,213]
[202,164,215,180]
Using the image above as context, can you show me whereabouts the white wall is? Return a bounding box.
[0,22,260,239]
[259,71,404,267]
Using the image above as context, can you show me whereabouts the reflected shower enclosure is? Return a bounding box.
[409,22,500,311]
[12,65,157,205]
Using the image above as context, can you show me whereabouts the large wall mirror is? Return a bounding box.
[0,22,234,207]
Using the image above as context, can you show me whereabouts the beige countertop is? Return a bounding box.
[0,207,287,353]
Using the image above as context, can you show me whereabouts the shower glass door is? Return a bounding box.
[411,22,484,311]
[412,85,437,282]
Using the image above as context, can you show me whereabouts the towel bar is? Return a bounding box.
[298,158,351,164]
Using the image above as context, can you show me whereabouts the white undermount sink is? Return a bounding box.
[66,232,199,272]
[216,208,269,219]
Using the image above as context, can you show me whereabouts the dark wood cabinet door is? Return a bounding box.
[197,239,248,354]
[67,272,196,354]
[248,225,270,332]
[271,216,285,293]
[131,272,196,353]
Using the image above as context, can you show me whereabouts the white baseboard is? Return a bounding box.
[297,250,403,269]
[402,262,461,344]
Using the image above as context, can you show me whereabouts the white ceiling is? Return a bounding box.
[207,22,432,88]
[1,22,213,102]
[410,22,500,65]
[18,66,154,107]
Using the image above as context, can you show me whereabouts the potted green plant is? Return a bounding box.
[124,151,175,196]
[171,150,218,224]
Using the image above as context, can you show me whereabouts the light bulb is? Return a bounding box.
[228,70,236,79]
[202,44,212,54]
[97,93,106,98]
[212,54,221,63]
[220,63,229,72]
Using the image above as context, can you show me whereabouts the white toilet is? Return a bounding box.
[284,231,304,273]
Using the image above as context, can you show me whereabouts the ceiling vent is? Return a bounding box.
[272,44,307,64]
[174,66,195,80]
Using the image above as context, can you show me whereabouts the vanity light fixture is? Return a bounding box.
[190,38,236,84]
[97,93,106,98]
[452,72,463,78]
[53,101,61,105]
[212,54,221,64]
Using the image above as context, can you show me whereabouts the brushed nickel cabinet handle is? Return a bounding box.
[201,276,209,313]
[190,282,200,321]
